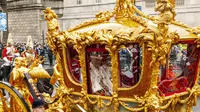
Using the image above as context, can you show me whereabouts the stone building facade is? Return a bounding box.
[7,0,200,43]
[61,0,200,30]
[142,0,200,26]
[7,0,63,43]
[0,0,7,43]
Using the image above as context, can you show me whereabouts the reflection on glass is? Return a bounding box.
[87,49,112,96]
[119,44,141,88]
[158,44,199,96]
[67,46,82,83]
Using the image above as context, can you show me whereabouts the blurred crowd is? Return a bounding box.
[0,41,54,66]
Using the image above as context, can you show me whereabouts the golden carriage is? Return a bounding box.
[1,0,200,112]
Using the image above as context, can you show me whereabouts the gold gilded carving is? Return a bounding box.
[115,0,147,27]
[134,88,161,112]
[43,0,200,112]
[68,11,114,32]
[0,90,9,112]
[128,0,189,29]
[68,0,147,32]
[8,57,50,111]
[155,0,176,24]
[129,0,179,111]
[151,0,179,86]
[0,82,32,111]
[3,0,200,111]
[44,8,67,89]
[190,27,200,48]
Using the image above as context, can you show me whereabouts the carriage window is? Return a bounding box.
[86,45,112,96]
[67,46,82,83]
[158,44,199,96]
[119,44,141,88]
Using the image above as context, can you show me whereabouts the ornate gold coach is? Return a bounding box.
[1,0,200,112]
[43,0,200,112]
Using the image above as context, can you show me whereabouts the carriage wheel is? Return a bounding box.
[0,81,31,112]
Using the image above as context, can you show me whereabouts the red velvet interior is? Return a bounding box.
[158,43,200,96]
[66,46,81,83]
[119,44,141,87]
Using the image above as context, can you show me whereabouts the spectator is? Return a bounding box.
[47,46,53,66]
[2,33,20,81]
[32,99,46,112]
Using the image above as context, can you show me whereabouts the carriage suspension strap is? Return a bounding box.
[24,72,44,101]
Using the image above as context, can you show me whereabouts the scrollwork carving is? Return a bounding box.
[43,0,200,111]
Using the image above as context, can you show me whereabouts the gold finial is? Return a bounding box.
[115,0,135,17]
[43,7,58,21]
[155,0,176,24]
[168,0,176,7]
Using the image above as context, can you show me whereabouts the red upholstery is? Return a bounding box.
[121,72,138,87]
[70,59,81,82]
[158,76,189,96]
[121,74,134,87]
[29,95,34,104]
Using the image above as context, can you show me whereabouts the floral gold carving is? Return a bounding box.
[41,0,200,112]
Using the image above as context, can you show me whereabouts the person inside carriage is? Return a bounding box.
[89,52,113,96]
[158,44,198,95]
[1,33,20,82]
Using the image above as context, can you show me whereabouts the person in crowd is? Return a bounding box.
[38,44,45,65]
[21,35,38,67]
[167,64,176,79]
[32,99,46,112]
[0,41,4,59]
[47,46,53,66]
[16,43,25,54]
[1,33,20,81]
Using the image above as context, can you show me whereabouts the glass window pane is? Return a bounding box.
[119,44,141,88]
[86,45,112,96]
[158,44,199,96]
[67,46,82,83]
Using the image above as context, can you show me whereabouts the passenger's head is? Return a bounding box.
[32,99,45,112]
[128,44,133,49]
[90,55,103,67]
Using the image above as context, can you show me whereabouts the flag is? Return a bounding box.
[0,13,7,31]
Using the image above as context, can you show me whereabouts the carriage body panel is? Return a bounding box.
[42,0,200,111]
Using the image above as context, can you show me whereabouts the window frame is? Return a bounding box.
[95,0,101,4]
[158,42,200,96]
[118,43,142,88]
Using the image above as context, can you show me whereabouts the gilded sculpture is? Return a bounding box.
[2,56,50,111]
[0,0,200,112]
[42,0,200,112]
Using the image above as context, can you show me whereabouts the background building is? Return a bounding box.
[143,0,200,26]
[0,0,7,43]
[61,0,200,29]
[6,0,200,43]
[7,0,63,43]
